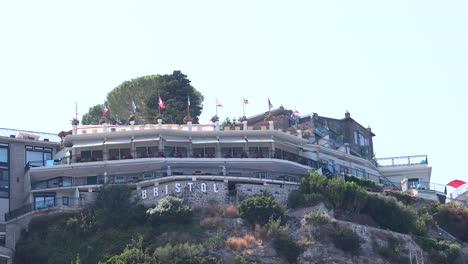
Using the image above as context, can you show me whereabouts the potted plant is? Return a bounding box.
[183,115,193,123]
[71,118,80,126]
[210,115,219,123]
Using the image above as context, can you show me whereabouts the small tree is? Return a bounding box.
[147,196,192,223]
[239,195,284,225]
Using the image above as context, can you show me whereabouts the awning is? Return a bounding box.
[219,138,247,144]
[247,138,274,143]
[162,136,190,143]
[132,137,160,143]
[104,138,132,145]
[191,139,219,144]
[73,140,104,148]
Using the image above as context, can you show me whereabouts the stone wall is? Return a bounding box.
[236,183,298,205]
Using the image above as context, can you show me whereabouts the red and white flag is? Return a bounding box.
[293,110,300,116]
[158,96,166,109]
[216,98,223,107]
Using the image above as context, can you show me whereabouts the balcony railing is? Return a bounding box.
[406,181,446,194]
[376,155,428,167]
[5,197,84,221]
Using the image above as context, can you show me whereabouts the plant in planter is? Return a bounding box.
[183,115,193,123]
[238,116,247,122]
[155,114,163,121]
[71,118,80,126]
[157,151,165,158]
[109,154,118,160]
[75,156,82,163]
[241,151,248,158]
[263,114,273,122]
[210,115,219,123]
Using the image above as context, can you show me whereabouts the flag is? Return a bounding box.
[74,102,79,116]
[216,98,223,107]
[268,98,273,111]
[187,96,191,109]
[132,98,137,113]
[102,102,109,116]
[243,99,249,105]
[158,96,166,109]
[293,110,300,116]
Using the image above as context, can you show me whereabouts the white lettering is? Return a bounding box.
[142,190,147,199]
[188,182,193,192]
[153,187,159,197]
[201,183,207,192]
[165,185,169,194]
[175,183,181,193]
[213,183,219,193]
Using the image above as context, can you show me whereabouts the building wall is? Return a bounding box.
[8,141,26,214]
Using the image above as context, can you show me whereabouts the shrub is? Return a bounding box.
[288,190,324,209]
[345,174,383,192]
[433,203,468,243]
[255,217,288,240]
[224,204,240,218]
[200,200,224,218]
[205,230,225,250]
[415,237,462,264]
[327,179,368,213]
[332,225,361,254]
[304,211,331,225]
[363,194,418,234]
[153,242,221,264]
[385,190,417,205]
[147,196,193,224]
[226,234,257,251]
[299,172,327,194]
[273,234,303,263]
[239,195,284,225]
[100,235,153,264]
[376,235,411,264]
[200,216,224,228]
[235,254,257,264]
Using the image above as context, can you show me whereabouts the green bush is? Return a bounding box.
[415,237,462,264]
[326,179,368,213]
[332,225,361,254]
[99,235,153,264]
[153,243,221,264]
[287,190,324,208]
[235,254,257,264]
[303,211,330,225]
[345,174,383,192]
[299,172,328,194]
[255,217,288,240]
[273,234,302,263]
[376,235,411,264]
[239,195,284,225]
[147,196,193,224]
[433,203,468,243]
[363,194,418,234]
[385,190,418,205]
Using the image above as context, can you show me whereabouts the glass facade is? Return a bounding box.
[26,145,52,167]
[0,143,9,198]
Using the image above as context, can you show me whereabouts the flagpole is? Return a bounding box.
[215,98,218,116]
[242,97,245,117]
[75,101,78,120]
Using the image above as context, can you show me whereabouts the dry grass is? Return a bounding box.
[200,200,224,218]
[224,205,240,218]
[226,234,257,251]
[200,216,224,228]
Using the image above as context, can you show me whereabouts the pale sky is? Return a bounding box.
[1,1,467,187]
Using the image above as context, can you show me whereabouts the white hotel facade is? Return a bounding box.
[0,108,441,263]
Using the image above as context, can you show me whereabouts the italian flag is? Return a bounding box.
[187,96,191,109]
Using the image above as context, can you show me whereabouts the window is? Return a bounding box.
[26,146,52,167]
[62,196,69,205]
[408,178,419,188]
[0,147,7,163]
[354,131,369,146]
[109,148,131,160]
[34,195,55,209]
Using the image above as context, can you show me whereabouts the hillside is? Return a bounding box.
[15,173,468,264]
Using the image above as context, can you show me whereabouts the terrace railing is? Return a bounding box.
[376,155,428,167]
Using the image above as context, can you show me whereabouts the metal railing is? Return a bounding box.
[5,197,83,221]
[406,181,446,193]
[376,155,428,167]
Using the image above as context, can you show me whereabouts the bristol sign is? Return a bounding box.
[141,181,221,200]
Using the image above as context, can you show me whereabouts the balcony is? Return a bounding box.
[376,155,428,167]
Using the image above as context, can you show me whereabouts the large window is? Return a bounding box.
[34,193,55,209]
[193,147,215,158]
[354,131,369,146]
[249,147,270,158]
[0,144,8,198]
[80,150,103,162]
[109,148,132,160]
[136,146,158,158]
[26,146,52,167]
[164,146,187,158]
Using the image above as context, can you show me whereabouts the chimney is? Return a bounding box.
[345,110,351,119]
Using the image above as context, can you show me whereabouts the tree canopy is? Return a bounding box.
[81,104,105,125]
[101,70,204,125]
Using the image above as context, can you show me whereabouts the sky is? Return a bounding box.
[1,0,467,187]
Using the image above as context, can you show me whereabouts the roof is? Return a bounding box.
[0,128,61,143]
